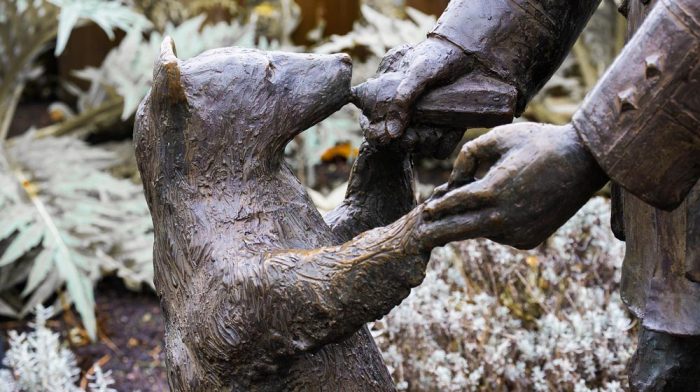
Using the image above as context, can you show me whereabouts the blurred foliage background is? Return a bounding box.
[0,0,632,390]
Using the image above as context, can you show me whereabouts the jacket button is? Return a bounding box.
[645,54,663,78]
[617,88,639,113]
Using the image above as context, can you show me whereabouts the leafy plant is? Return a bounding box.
[86,366,117,392]
[314,5,435,60]
[0,0,149,140]
[373,198,632,391]
[0,135,153,340]
[78,15,260,121]
[69,5,299,125]
[0,305,116,392]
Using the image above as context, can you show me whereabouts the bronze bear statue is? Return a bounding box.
[135,37,449,391]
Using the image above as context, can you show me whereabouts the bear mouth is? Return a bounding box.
[288,54,354,140]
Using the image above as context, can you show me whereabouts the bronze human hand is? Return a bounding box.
[355,37,469,146]
[420,123,608,249]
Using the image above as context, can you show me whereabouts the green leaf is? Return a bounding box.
[0,222,45,267]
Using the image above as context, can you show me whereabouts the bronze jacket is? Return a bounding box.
[596,0,700,336]
[432,0,700,335]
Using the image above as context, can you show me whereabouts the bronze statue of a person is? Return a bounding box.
[135,38,516,391]
[136,0,699,390]
[359,0,700,390]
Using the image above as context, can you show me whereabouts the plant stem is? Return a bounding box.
[32,98,124,139]
[572,40,598,91]
[0,83,25,143]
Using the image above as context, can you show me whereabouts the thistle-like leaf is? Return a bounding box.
[48,0,151,55]
[71,13,280,120]
[22,247,55,297]
[0,134,155,340]
[0,0,149,140]
[54,246,96,340]
[0,207,35,243]
[0,223,45,267]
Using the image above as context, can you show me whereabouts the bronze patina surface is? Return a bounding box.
[135,0,700,390]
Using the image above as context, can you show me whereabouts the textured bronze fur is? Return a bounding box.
[134,0,700,390]
[134,39,439,391]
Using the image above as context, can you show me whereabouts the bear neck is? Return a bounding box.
[176,163,333,252]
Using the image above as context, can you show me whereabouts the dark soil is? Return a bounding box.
[8,102,53,138]
[75,278,168,391]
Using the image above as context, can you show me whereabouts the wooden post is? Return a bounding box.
[58,24,124,89]
[292,0,360,44]
[406,0,448,15]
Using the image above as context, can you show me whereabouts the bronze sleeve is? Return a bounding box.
[573,0,700,210]
[430,0,601,113]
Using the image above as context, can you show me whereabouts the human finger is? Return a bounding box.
[423,181,493,219]
[382,58,438,139]
[448,131,505,187]
[430,183,450,199]
[418,209,496,249]
[377,44,412,73]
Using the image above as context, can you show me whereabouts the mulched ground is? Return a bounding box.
[0,278,169,391]
[77,278,168,391]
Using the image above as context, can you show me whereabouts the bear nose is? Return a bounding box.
[336,53,352,67]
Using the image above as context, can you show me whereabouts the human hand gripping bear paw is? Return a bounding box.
[417,122,608,250]
[353,36,471,158]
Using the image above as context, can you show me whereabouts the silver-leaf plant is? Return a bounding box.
[71,2,299,123]
[0,0,149,140]
[373,198,632,391]
[0,305,116,392]
[0,134,153,340]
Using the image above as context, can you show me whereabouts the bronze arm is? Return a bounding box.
[215,207,429,379]
[430,0,602,113]
[352,0,602,151]
[261,207,428,359]
[324,142,417,241]
[572,0,700,210]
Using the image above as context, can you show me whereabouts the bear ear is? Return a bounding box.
[152,36,187,106]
